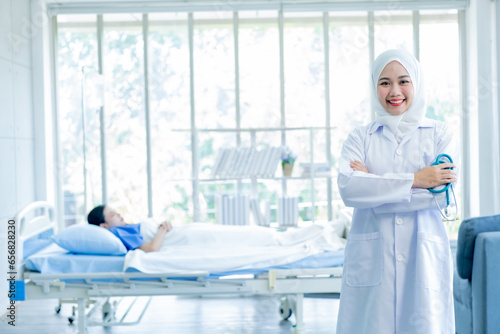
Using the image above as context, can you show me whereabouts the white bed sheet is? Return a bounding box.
[124,222,345,274]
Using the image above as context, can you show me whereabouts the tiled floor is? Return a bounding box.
[0,294,339,333]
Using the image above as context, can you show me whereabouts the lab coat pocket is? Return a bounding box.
[416,232,445,291]
[344,231,383,287]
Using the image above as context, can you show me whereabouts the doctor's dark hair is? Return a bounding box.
[87,205,106,226]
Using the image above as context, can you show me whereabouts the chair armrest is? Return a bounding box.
[457,214,500,280]
[471,231,500,334]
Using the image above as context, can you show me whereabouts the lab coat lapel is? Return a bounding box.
[399,119,435,148]
[381,125,399,145]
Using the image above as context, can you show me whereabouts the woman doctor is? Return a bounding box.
[336,49,458,334]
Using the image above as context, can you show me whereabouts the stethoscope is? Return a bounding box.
[427,153,458,221]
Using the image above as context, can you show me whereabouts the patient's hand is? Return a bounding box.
[139,221,173,252]
[158,221,173,232]
[139,221,172,253]
[350,160,368,173]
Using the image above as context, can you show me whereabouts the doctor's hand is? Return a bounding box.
[350,160,369,173]
[412,163,457,188]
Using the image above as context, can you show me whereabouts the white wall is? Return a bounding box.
[0,0,35,317]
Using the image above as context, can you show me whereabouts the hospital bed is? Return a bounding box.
[14,201,344,334]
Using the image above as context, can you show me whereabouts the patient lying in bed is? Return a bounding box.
[128,218,346,274]
[86,204,347,273]
[87,205,172,253]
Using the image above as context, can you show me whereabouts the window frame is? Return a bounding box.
[51,3,467,230]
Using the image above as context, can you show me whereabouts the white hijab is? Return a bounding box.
[372,49,426,142]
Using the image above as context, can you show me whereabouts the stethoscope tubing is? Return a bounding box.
[427,153,458,221]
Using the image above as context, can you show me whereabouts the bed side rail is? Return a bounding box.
[15,201,57,241]
[24,267,343,299]
[12,201,56,291]
[263,267,343,291]
[24,271,210,282]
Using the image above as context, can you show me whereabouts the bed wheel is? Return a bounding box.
[68,305,76,325]
[102,299,115,321]
[279,297,292,320]
[55,305,61,314]
[103,300,109,320]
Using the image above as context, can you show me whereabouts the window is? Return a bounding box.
[284,12,325,128]
[56,8,462,237]
[239,11,280,129]
[57,14,99,226]
[329,12,371,212]
[103,14,148,222]
[420,10,461,237]
[148,13,192,221]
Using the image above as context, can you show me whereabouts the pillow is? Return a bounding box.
[51,224,127,255]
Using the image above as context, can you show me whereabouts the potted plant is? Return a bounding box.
[281,146,297,177]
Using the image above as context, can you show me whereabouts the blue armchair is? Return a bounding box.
[454,214,500,334]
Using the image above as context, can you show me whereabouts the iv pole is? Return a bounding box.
[81,67,88,219]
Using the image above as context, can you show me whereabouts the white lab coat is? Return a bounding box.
[336,118,457,334]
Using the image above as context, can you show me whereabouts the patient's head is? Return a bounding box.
[87,205,126,229]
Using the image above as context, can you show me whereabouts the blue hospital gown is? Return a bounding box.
[109,224,144,251]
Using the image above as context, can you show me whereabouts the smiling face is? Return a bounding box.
[377,61,414,116]
[100,206,126,229]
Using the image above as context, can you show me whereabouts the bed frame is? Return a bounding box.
[15,201,343,334]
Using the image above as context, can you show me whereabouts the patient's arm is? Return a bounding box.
[138,221,172,253]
